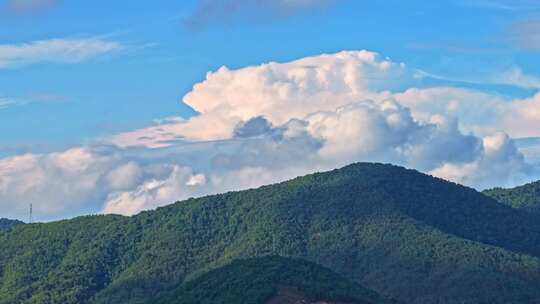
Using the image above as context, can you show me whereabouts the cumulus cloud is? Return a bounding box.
[506,93,540,138]
[0,37,122,69]
[0,147,211,220]
[100,50,540,214]
[103,165,204,216]
[431,132,535,189]
[0,148,118,220]
[105,162,143,191]
[2,50,540,220]
[185,0,332,29]
[395,88,540,139]
[183,50,410,122]
[393,87,507,135]
[517,138,540,164]
[112,50,413,147]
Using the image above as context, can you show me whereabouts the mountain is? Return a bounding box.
[2,163,540,304]
[154,256,392,304]
[0,218,24,231]
[484,180,540,213]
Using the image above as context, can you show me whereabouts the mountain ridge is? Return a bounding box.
[154,256,393,304]
[2,163,540,303]
[0,218,24,231]
[484,180,540,213]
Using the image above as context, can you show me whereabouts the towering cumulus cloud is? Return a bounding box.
[113,51,413,145]
[1,50,539,220]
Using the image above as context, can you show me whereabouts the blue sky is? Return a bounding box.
[2,0,540,221]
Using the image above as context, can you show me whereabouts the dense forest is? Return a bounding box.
[0,219,23,231]
[154,256,392,304]
[2,163,540,304]
[484,180,540,213]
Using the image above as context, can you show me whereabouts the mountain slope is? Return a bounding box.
[2,163,540,304]
[484,180,540,213]
[154,256,391,304]
[0,218,23,231]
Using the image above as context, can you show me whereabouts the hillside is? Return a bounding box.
[154,256,391,304]
[0,218,24,231]
[484,180,540,213]
[2,163,540,304]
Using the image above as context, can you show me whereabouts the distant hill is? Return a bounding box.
[0,218,23,231]
[2,163,540,304]
[154,256,392,304]
[484,180,540,213]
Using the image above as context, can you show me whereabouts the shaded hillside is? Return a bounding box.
[484,180,540,213]
[0,218,24,231]
[154,256,391,304]
[2,163,540,304]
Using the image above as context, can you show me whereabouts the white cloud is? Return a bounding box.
[183,51,409,122]
[431,132,534,189]
[103,165,204,216]
[394,87,507,135]
[0,148,119,220]
[95,96,540,216]
[0,37,122,69]
[3,50,540,220]
[106,162,143,191]
[506,93,540,138]
[186,173,206,186]
[396,88,540,139]
[102,165,310,217]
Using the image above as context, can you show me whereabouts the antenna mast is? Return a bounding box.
[29,204,33,224]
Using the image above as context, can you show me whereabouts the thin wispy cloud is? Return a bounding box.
[0,92,68,110]
[27,92,69,103]
[406,42,497,54]
[419,66,540,90]
[462,0,540,11]
[495,67,540,89]
[0,98,19,109]
[3,0,59,14]
[0,37,123,69]
[185,0,332,29]
[506,17,540,51]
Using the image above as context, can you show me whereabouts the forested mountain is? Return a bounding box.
[154,256,392,304]
[0,219,23,231]
[484,180,540,213]
[2,163,540,304]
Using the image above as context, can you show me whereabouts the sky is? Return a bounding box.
[1,0,540,221]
